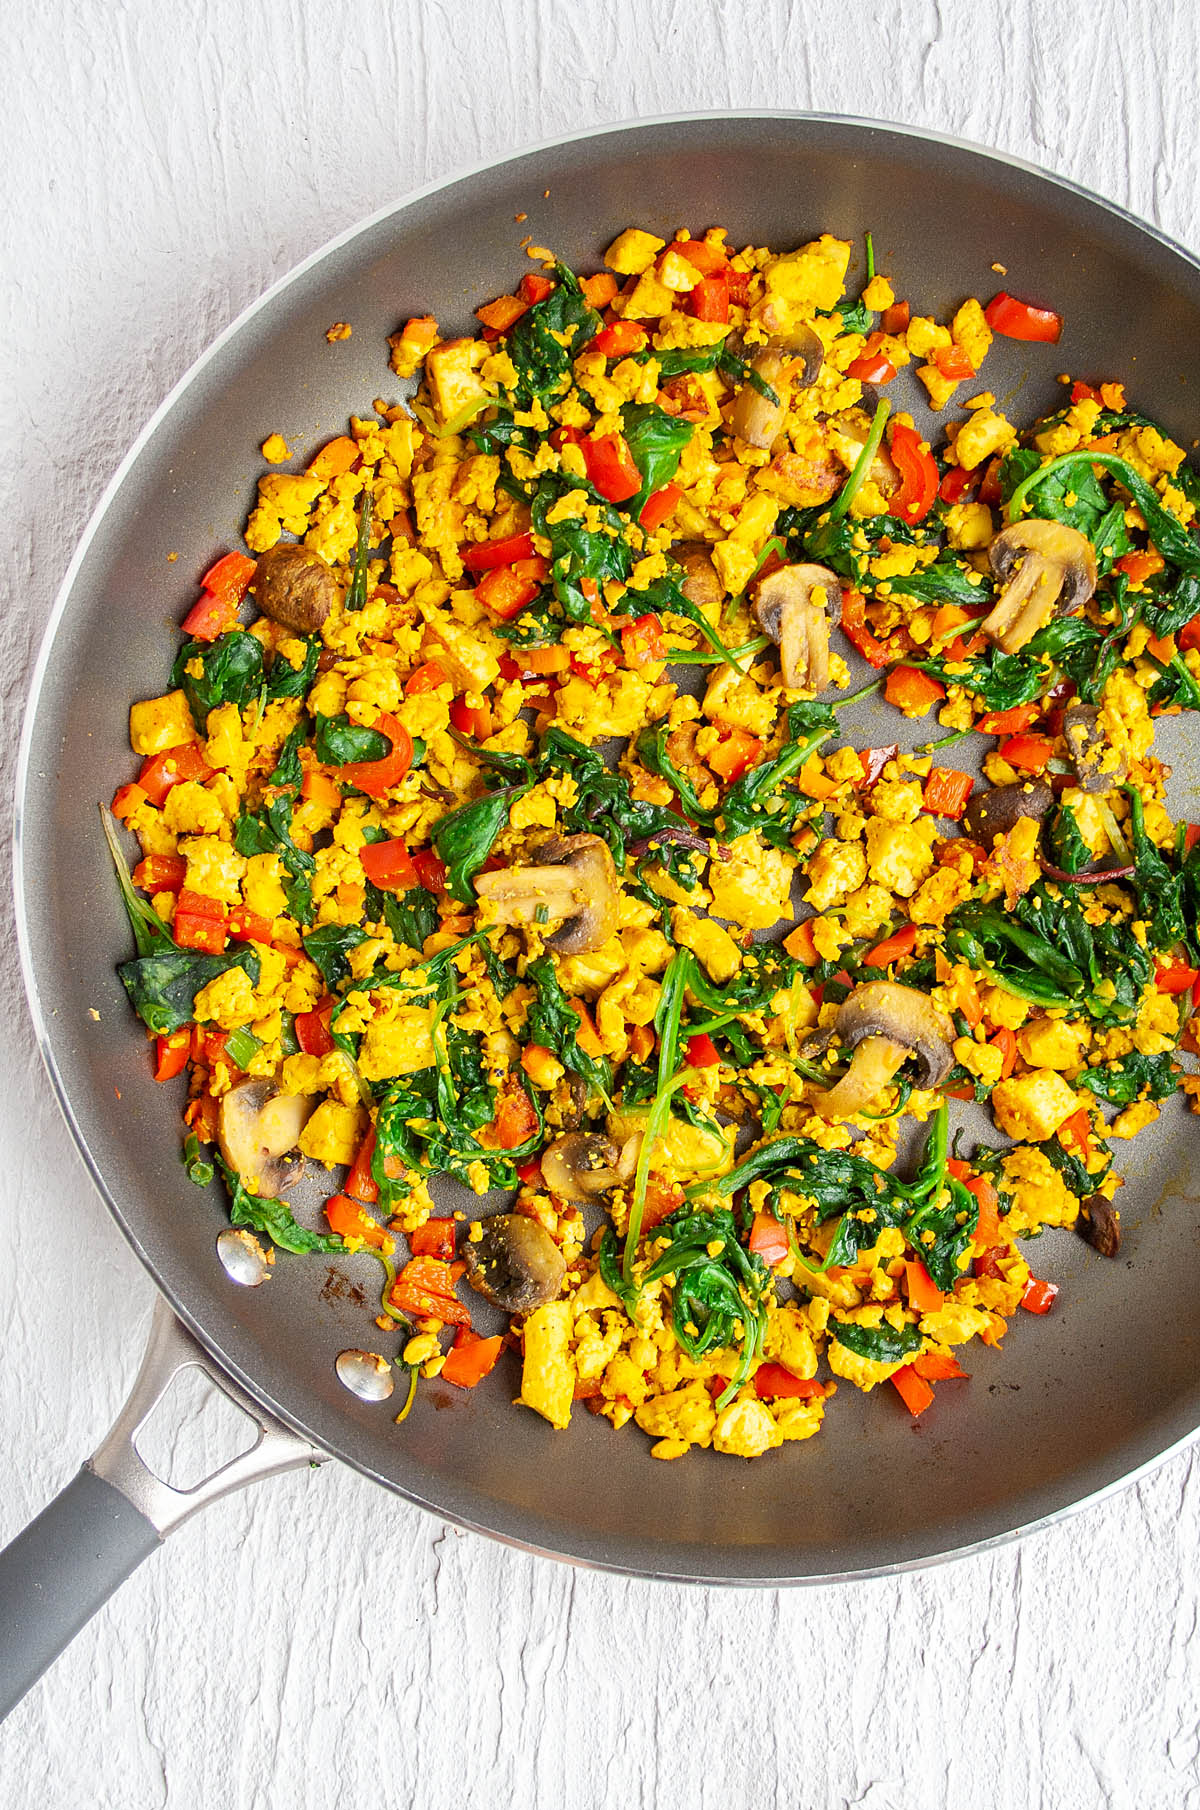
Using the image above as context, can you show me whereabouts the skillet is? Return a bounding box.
[7,111,1200,1715]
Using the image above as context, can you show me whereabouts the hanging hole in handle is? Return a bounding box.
[131,1364,261,1494]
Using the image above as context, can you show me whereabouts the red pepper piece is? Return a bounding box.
[582,432,642,503]
[338,712,413,797]
[984,292,1063,343]
[360,837,419,892]
[137,742,213,808]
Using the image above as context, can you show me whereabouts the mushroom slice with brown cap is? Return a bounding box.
[752,562,842,692]
[540,1131,638,1204]
[812,981,954,1121]
[217,1079,314,1196]
[474,833,619,955]
[674,543,723,614]
[964,778,1055,845]
[982,520,1098,654]
[252,543,340,634]
[728,327,823,450]
[462,1214,567,1313]
[1062,703,1128,794]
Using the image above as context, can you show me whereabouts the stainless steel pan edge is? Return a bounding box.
[12,112,1200,1616]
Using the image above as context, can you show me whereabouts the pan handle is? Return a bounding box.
[0,1297,323,1720]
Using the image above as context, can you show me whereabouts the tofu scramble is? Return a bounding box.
[107,223,1200,1460]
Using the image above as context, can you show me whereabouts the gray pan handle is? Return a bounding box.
[0,1297,323,1720]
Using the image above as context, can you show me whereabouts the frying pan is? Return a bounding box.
[7,112,1200,1715]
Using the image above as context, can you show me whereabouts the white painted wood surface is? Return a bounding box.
[3,2,1200,1804]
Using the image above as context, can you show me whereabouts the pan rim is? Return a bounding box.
[15,107,1200,1585]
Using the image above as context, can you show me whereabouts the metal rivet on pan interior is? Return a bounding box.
[215,1228,271,1287]
[335,1350,395,1403]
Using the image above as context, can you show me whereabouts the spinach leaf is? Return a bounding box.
[1091,500,1133,574]
[381,886,439,953]
[234,794,316,926]
[640,1207,772,1408]
[1007,450,1200,577]
[302,923,366,989]
[265,636,321,701]
[314,713,391,766]
[1126,786,1186,949]
[119,946,260,1036]
[686,944,800,1014]
[268,720,306,791]
[1079,1051,1180,1107]
[525,954,612,1093]
[506,263,601,406]
[531,473,632,622]
[718,702,837,845]
[635,723,712,825]
[539,728,683,867]
[344,484,374,613]
[1049,804,1093,876]
[884,560,992,609]
[172,630,264,731]
[829,1318,921,1365]
[182,1131,214,1187]
[1042,1134,1108,1200]
[1141,570,1200,638]
[468,411,537,457]
[620,403,693,514]
[216,1155,345,1256]
[904,1178,979,1291]
[433,790,520,903]
[1148,651,1200,714]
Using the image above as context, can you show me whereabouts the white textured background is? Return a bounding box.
[3,2,1200,1806]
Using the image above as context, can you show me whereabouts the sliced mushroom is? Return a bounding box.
[829,412,901,497]
[752,562,842,692]
[964,778,1055,846]
[674,543,723,613]
[1062,703,1128,794]
[462,1213,567,1313]
[813,981,954,1120]
[474,833,618,955]
[217,1078,313,1196]
[1080,1193,1121,1258]
[982,521,1098,654]
[541,1131,637,1204]
[728,328,823,451]
[252,542,340,634]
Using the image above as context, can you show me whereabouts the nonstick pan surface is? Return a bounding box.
[17,114,1200,1584]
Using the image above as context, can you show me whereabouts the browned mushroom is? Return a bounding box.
[474,833,619,955]
[810,981,954,1120]
[752,562,842,691]
[540,1131,637,1204]
[217,1079,313,1196]
[964,778,1055,845]
[1079,1193,1121,1257]
[252,542,340,633]
[729,327,824,450]
[1062,703,1128,794]
[462,1213,567,1313]
[981,521,1098,654]
[674,543,723,613]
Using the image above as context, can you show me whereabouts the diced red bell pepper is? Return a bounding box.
[581,272,619,309]
[856,744,898,790]
[748,1212,789,1267]
[840,589,890,667]
[174,888,227,953]
[1115,550,1166,585]
[1185,824,1200,856]
[441,1328,504,1388]
[344,1124,378,1204]
[412,849,447,894]
[638,483,682,532]
[1058,1109,1092,1161]
[410,1217,457,1260]
[475,295,529,336]
[709,727,763,784]
[462,531,536,572]
[449,696,493,740]
[727,268,752,305]
[688,273,729,322]
[912,1351,967,1381]
[1180,614,1200,654]
[338,712,413,797]
[110,782,148,823]
[753,1364,823,1400]
[1021,1276,1059,1314]
[882,300,910,335]
[493,1085,538,1150]
[360,837,418,893]
[518,271,555,305]
[587,320,647,358]
[325,1193,389,1247]
[388,1256,472,1328]
[620,614,667,668]
[989,1027,1018,1081]
[847,349,897,384]
[861,923,917,969]
[984,292,1063,343]
[884,664,946,715]
[999,732,1054,772]
[137,742,213,807]
[976,702,1040,736]
[939,464,978,505]
[516,1157,543,1186]
[405,659,452,693]
[583,432,642,503]
[670,238,728,276]
[180,592,236,642]
[922,768,974,820]
[891,1365,935,1416]
[295,999,335,1058]
[1071,380,1104,404]
[1155,961,1200,995]
[889,423,939,524]
[154,1029,192,1083]
[200,550,257,605]
[133,853,187,892]
[475,557,549,619]
[684,1032,720,1069]
[227,905,274,945]
[904,1260,944,1313]
[933,343,975,380]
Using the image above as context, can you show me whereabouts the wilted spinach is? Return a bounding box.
[506,263,601,406]
[172,630,264,731]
